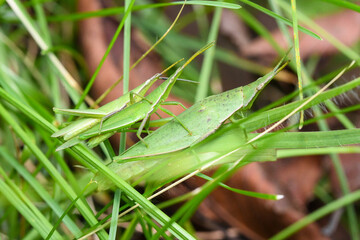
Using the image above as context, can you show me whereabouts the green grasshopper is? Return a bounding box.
[113,52,290,161]
[53,42,214,149]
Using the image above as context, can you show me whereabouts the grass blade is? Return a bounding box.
[195,4,222,101]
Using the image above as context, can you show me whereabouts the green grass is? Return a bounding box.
[1,0,360,239]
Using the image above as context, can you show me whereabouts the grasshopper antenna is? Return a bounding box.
[159,77,198,84]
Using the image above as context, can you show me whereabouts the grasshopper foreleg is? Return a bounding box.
[144,117,151,135]
[137,112,151,148]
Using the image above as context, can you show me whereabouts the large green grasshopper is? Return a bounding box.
[53,42,214,149]
[113,53,289,161]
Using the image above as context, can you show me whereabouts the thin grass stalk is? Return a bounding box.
[109,189,122,240]
[290,0,304,129]
[46,1,240,22]
[195,6,222,101]
[119,0,133,153]
[32,0,51,45]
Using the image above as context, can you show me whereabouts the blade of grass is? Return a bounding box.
[321,0,360,13]
[195,3,222,101]
[109,189,122,240]
[47,1,241,22]
[119,0,133,153]
[329,153,359,240]
[269,0,292,45]
[32,0,51,46]
[278,147,360,158]
[119,216,138,240]
[255,1,356,130]
[110,0,133,237]
[290,0,304,129]
[133,1,241,11]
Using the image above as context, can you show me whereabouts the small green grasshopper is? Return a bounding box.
[114,52,290,161]
[53,42,214,149]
